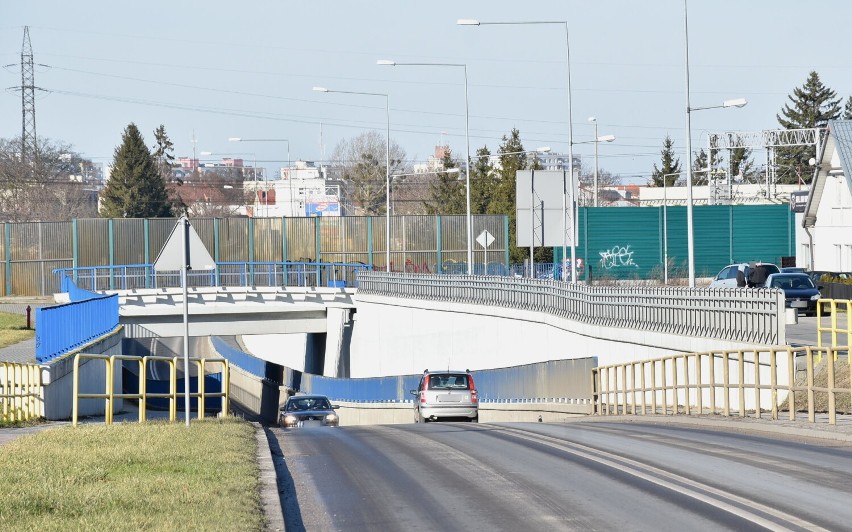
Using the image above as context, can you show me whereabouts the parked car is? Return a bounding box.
[780,267,807,274]
[764,273,822,316]
[709,262,780,288]
[410,370,478,423]
[279,395,340,428]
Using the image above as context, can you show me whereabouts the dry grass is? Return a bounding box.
[0,311,34,349]
[783,358,852,414]
[0,417,263,531]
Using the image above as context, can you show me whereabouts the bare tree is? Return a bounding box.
[0,136,98,221]
[329,131,407,215]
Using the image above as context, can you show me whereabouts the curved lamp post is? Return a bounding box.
[377,59,473,275]
[313,86,391,272]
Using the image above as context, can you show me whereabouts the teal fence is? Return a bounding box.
[556,204,796,281]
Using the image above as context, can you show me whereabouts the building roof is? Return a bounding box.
[803,120,852,227]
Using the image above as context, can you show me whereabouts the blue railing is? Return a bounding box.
[53,261,373,292]
[35,294,120,363]
[211,337,269,380]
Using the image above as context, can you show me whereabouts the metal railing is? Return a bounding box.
[357,271,785,345]
[54,261,373,293]
[1,361,42,422]
[817,299,851,350]
[594,345,852,425]
[35,295,120,363]
[71,353,229,426]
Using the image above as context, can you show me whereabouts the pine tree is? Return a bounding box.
[691,148,715,186]
[152,125,175,181]
[729,147,756,182]
[100,123,174,218]
[423,148,464,214]
[844,96,852,120]
[650,136,681,187]
[469,146,495,215]
[776,71,841,184]
[490,129,527,263]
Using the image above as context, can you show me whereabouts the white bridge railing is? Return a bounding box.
[357,272,786,345]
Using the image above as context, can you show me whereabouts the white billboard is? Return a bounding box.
[515,169,578,247]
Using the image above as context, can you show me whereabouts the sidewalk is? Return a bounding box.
[0,298,52,364]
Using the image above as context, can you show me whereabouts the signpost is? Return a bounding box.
[153,216,215,426]
[475,229,495,275]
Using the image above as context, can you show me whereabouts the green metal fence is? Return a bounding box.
[0,205,797,296]
[556,204,796,281]
[0,215,509,296]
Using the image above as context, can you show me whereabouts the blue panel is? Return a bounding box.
[36,294,119,363]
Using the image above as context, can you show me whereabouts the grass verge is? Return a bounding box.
[0,310,34,348]
[0,417,263,531]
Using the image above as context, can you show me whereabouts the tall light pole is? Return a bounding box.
[313,86,391,272]
[581,117,615,207]
[458,18,576,282]
[683,0,747,287]
[377,59,473,275]
[229,138,292,216]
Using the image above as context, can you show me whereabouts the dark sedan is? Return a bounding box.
[764,273,822,316]
[279,395,340,428]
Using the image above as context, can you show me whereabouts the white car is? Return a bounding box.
[709,262,780,288]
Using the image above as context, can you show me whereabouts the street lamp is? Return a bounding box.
[458,18,577,283]
[684,0,747,287]
[584,117,616,207]
[229,137,293,216]
[313,86,391,272]
[377,59,473,275]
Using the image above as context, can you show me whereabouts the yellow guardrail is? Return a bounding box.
[1,361,42,422]
[72,354,229,427]
[816,299,851,353]
[594,345,851,425]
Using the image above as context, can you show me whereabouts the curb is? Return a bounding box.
[569,414,852,443]
[254,423,285,531]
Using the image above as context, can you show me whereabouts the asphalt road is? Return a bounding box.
[269,421,852,531]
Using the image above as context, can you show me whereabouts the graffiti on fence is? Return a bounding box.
[599,245,638,270]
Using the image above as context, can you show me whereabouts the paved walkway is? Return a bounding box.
[0,298,52,364]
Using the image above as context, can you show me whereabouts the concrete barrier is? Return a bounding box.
[333,401,592,426]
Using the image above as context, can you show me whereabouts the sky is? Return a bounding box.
[2,1,851,184]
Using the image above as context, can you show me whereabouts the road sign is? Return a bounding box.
[476,229,495,249]
[152,216,215,427]
[154,216,215,271]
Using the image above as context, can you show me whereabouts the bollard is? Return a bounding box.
[26,305,31,329]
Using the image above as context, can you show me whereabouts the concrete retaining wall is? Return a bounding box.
[334,401,592,426]
[350,294,765,378]
[41,328,124,420]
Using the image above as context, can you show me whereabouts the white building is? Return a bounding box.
[799,120,852,271]
[242,161,339,218]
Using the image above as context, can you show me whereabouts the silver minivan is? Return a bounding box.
[410,370,479,423]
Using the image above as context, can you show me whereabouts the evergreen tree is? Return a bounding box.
[729,147,756,182]
[776,71,841,184]
[152,125,175,180]
[423,148,464,214]
[490,129,527,264]
[100,123,174,218]
[650,136,681,187]
[691,148,715,186]
[844,96,852,120]
[469,146,495,215]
